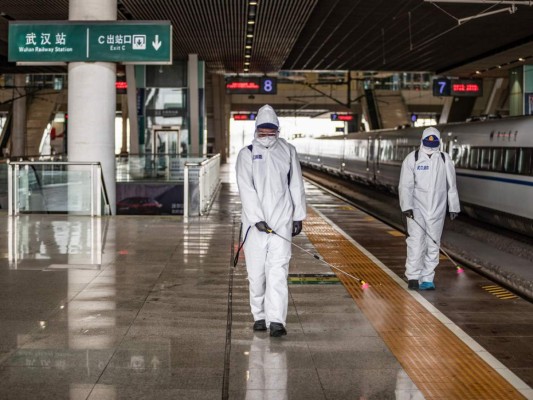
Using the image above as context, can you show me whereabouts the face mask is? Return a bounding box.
[258,136,277,148]
[422,145,438,155]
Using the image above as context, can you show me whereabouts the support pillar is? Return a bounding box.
[188,54,200,156]
[11,74,27,158]
[68,0,117,214]
[439,96,476,124]
[126,65,139,154]
[188,54,206,157]
[120,94,128,155]
[211,74,228,163]
[484,78,507,116]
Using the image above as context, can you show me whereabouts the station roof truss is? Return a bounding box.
[1,0,533,76]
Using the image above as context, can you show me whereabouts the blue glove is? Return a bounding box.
[292,221,303,236]
[450,212,459,221]
[403,209,414,219]
[255,221,272,233]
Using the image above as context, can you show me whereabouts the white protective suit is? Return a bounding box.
[398,127,460,283]
[236,105,306,326]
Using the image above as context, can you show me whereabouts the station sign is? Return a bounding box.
[225,77,277,94]
[331,113,354,121]
[433,78,482,97]
[8,21,172,64]
[233,113,257,121]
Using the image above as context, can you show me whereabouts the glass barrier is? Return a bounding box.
[116,154,205,182]
[184,154,221,217]
[8,161,110,216]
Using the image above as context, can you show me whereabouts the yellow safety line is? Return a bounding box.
[303,208,525,400]
[482,285,518,299]
[498,295,519,300]
[387,230,405,237]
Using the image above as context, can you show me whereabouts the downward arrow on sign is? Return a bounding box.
[152,35,162,51]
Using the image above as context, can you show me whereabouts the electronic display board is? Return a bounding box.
[433,78,482,97]
[225,77,277,94]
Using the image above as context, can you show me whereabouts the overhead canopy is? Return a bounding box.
[1,0,533,76]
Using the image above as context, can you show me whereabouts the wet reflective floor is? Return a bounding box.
[0,163,530,399]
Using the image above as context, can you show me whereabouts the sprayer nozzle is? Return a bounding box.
[361,281,369,289]
[456,266,464,274]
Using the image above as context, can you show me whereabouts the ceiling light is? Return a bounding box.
[246,34,253,38]
[519,57,525,61]
[247,20,255,25]
[497,65,502,69]
[249,1,258,5]
[244,69,249,72]
[245,54,251,58]
[475,70,481,74]
[245,45,252,49]
[244,61,250,65]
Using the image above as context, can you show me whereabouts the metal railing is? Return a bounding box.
[183,154,221,217]
[7,161,111,216]
[116,153,205,182]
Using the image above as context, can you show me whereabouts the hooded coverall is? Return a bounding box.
[398,128,460,283]
[236,105,306,327]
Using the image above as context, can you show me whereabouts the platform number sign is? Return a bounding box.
[260,77,277,94]
[433,78,451,97]
[226,77,277,94]
[433,78,482,97]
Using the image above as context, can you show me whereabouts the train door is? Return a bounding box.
[375,136,381,181]
[366,136,376,182]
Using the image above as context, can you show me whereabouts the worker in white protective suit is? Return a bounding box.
[236,104,306,337]
[398,127,460,291]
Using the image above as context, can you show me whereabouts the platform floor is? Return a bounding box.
[0,163,531,399]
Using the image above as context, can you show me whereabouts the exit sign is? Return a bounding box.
[9,21,172,64]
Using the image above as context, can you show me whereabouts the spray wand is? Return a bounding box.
[267,229,370,289]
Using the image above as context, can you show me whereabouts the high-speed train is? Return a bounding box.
[292,116,533,237]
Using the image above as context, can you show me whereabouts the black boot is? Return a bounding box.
[408,280,419,290]
[253,319,267,331]
[269,322,287,337]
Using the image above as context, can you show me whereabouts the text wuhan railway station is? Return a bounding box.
[0,0,533,399]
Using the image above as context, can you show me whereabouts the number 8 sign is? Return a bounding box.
[260,77,277,94]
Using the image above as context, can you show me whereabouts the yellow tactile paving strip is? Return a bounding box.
[304,208,525,400]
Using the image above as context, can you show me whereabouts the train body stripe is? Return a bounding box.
[457,172,533,187]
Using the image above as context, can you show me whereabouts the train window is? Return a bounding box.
[480,148,491,170]
[504,148,518,173]
[397,147,404,160]
[451,147,460,164]
[469,148,480,169]
[491,148,503,172]
[518,148,533,175]
[459,147,469,168]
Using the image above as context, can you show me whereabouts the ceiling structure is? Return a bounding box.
[1,0,533,77]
